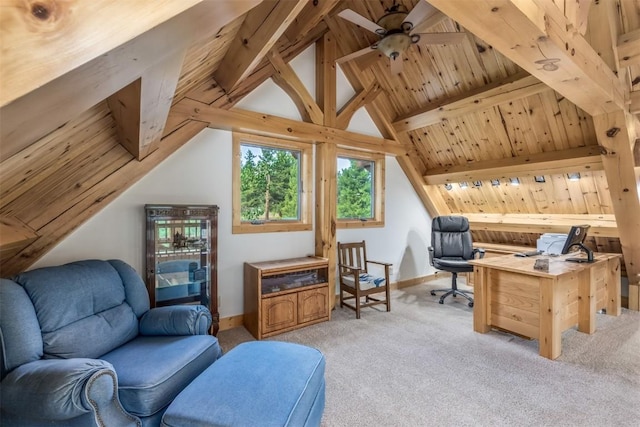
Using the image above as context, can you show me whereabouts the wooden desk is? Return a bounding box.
[469,253,621,359]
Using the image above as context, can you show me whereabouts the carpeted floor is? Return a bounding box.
[217,279,640,426]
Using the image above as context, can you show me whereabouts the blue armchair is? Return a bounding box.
[0,259,221,426]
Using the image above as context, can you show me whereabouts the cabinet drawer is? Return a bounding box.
[298,287,329,324]
[262,294,297,334]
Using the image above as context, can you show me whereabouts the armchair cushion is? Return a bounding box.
[11,260,139,359]
[1,358,115,420]
[342,273,387,290]
[101,335,221,417]
[140,305,212,336]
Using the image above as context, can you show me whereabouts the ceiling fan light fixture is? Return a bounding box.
[377,32,412,59]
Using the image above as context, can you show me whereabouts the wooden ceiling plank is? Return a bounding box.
[267,49,324,125]
[336,83,383,129]
[424,145,604,185]
[461,212,618,237]
[187,22,329,108]
[2,120,208,276]
[428,0,626,116]
[0,0,203,107]
[393,73,549,132]
[0,0,260,162]
[213,0,307,93]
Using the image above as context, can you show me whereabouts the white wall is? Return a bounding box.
[34,46,435,318]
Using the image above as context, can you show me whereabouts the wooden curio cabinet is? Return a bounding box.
[243,256,330,340]
[145,204,219,335]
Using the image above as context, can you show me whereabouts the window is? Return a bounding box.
[337,149,384,228]
[233,133,312,233]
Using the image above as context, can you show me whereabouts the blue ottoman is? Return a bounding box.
[161,341,326,427]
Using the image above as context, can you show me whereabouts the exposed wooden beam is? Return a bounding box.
[0,0,202,107]
[0,0,260,162]
[0,216,38,266]
[631,91,640,115]
[462,213,618,237]
[315,30,338,310]
[107,50,185,160]
[213,0,307,93]
[618,29,640,69]
[316,32,337,128]
[565,0,591,35]
[423,146,603,185]
[185,23,329,108]
[171,98,405,155]
[283,0,342,45]
[428,0,625,116]
[584,0,620,74]
[336,83,383,130]
[393,73,549,132]
[593,111,640,303]
[267,49,324,125]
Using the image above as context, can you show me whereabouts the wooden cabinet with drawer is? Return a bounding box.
[244,257,330,339]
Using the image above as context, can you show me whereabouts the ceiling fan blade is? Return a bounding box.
[415,32,467,45]
[411,10,448,34]
[390,53,403,75]
[403,1,436,30]
[338,9,385,35]
[336,45,376,64]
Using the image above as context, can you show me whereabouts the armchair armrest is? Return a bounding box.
[1,358,138,425]
[139,305,212,336]
[366,260,392,267]
[473,247,486,259]
[338,265,363,275]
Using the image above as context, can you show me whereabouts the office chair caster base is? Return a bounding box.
[468,302,474,308]
[438,299,444,304]
[430,290,436,296]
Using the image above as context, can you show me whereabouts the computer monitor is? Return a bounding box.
[561,224,594,263]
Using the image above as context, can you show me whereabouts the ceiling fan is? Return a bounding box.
[336,1,466,74]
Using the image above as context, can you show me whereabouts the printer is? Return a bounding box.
[537,233,568,255]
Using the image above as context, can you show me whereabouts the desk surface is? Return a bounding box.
[468,252,621,278]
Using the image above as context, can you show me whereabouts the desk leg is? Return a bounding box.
[473,266,491,333]
[539,277,561,360]
[606,257,621,316]
[578,269,595,334]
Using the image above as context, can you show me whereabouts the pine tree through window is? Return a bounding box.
[232,133,312,233]
[337,149,385,228]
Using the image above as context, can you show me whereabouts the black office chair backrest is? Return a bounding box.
[431,216,474,260]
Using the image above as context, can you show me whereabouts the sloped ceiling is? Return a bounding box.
[0,0,639,304]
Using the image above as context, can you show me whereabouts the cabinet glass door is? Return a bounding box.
[153,218,211,307]
[145,205,219,335]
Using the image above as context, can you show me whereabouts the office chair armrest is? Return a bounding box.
[473,248,486,259]
[428,246,434,266]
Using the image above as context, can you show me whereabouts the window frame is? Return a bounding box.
[232,132,313,234]
[336,148,385,229]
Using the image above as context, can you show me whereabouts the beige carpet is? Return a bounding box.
[217,279,640,426]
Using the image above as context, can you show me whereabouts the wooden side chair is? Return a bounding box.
[337,240,391,319]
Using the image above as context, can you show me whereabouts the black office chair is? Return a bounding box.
[428,216,484,307]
